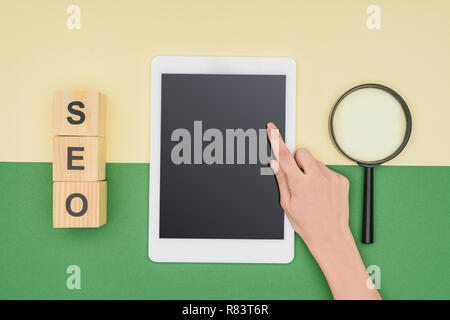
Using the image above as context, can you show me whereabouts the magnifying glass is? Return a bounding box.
[329,84,412,244]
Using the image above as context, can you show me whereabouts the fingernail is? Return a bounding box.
[269,160,279,174]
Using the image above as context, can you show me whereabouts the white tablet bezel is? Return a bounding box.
[149,56,296,263]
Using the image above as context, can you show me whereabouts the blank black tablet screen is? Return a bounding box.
[159,74,286,239]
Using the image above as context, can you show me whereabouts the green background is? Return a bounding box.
[0,162,448,299]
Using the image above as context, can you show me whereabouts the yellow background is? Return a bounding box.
[1,0,449,165]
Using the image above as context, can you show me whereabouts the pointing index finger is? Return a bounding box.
[267,122,303,182]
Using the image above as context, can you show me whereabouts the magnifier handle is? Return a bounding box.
[362,166,374,244]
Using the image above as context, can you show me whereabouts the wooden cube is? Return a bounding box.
[54,91,106,136]
[53,181,107,228]
[53,136,105,181]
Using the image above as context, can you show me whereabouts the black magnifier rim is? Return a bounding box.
[329,83,412,167]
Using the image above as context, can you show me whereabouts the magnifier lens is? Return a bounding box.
[332,88,407,163]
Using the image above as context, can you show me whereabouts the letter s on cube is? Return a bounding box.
[53,91,106,136]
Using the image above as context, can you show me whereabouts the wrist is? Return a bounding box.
[303,227,381,299]
[304,226,356,259]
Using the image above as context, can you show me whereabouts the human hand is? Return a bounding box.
[266,122,351,251]
[267,122,381,300]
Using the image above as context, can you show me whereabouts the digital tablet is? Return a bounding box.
[149,56,296,263]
